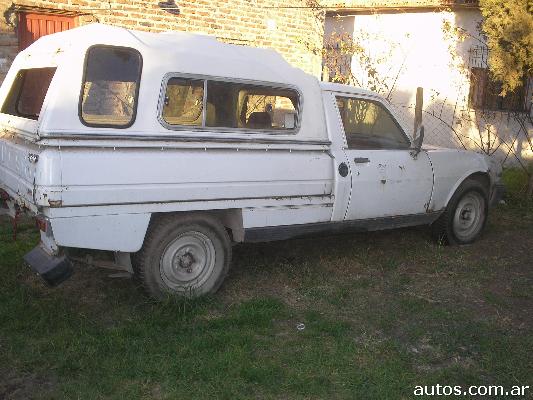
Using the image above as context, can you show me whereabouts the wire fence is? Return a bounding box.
[389,102,467,149]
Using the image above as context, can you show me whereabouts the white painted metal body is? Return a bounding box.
[0,25,501,255]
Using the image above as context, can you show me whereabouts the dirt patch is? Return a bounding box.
[0,369,57,400]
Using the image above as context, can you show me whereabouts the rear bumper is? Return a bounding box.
[489,182,506,207]
[23,245,73,286]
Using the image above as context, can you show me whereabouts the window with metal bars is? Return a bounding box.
[467,46,529,113]
[469,67,528,112]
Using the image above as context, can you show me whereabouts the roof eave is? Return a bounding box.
[325,3,479,15]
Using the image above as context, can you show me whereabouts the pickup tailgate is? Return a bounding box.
[0,131,43,210]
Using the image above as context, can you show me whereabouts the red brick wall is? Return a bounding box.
[0,0,325,82]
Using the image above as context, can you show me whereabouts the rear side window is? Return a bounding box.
[80,46,142,128]
[162,78,204,126]
[1,67,56,120]
[240,90,297,130]
[161,77,299,132]
[207,82,298,130]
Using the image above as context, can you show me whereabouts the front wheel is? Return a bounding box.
[431,179,488,245]
[133,214,231,299]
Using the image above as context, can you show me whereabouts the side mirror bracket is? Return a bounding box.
[410,125,424,159]
[411,87,424,159]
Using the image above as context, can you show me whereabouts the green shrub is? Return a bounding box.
[501,165,533,212]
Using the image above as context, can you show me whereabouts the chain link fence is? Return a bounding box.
[389,101,467,149]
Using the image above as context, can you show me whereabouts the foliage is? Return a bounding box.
[321,30,404,96]
[502,165,533,209]
[478,0,533,196]
[479,0,533,96]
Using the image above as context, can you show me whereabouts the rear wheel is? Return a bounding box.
[134,214,231,299]
[431,179,488,245]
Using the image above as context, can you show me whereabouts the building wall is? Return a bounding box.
[0,0,325,82]
[325,10,533,164]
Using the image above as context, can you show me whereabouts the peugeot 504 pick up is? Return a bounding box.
[0,24,505,298]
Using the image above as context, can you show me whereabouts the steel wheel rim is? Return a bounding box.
[453,191,485,241]
[160,231,216,291]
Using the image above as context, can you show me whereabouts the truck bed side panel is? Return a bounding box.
[58,147,334,207]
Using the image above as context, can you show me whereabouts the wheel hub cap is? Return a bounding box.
[452,192,485,241]
[160,231,216,290]
[177,250,194,270]
[461,208,472,221]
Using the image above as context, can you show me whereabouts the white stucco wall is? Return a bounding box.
[325,10,533,165]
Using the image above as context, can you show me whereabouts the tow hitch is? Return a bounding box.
[23,246,73,286]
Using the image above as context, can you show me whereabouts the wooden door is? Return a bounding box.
[18,12,77,51]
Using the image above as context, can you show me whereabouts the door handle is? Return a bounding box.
[353,157,370,164]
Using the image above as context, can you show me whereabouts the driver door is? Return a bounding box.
[335,95,434,221]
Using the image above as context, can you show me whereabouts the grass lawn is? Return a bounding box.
[1,169,532,399]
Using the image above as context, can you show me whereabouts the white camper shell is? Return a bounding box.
[0,24,504,298]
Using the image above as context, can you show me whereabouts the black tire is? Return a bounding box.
[133,213,231,299]
[431,178,489,245]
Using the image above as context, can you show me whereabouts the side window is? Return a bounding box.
[336,97,409,150]
[206,81,298,130]
[237,86,297,130]
[160,77,300,132]
[162,78,204,126]
[80,46,142,128]
[1,67,56,120]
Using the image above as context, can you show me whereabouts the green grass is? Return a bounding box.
[0,169,532,399]
[501,166,533,214]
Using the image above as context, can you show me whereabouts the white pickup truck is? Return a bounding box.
[0,24,504,298]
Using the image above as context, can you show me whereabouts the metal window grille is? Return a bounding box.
[467,45,529,112]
